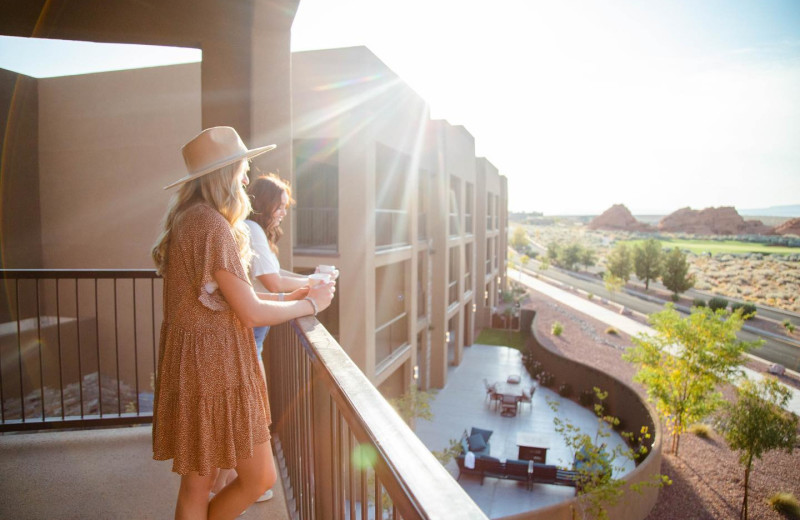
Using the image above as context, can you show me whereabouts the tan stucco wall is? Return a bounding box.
[37,63,201,268]
[0,68,42,271]
[292,47,431,385]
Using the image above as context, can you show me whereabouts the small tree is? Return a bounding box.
[623,305,761,455]
[548,388,670,520]
[547,241,560,262]
[580,247,597,271]
[661,248,694,300]
[538,257,551,272]
[606,243,633,282]
[510,226,528,251]
[633,239,662,290]
[519,254,530,276]
[716,378,799,520]
[560,242,584,271]
[603,272,624,303]
[389,384,434,428]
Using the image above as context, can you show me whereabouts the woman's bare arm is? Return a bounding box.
[214,270,333,327]
[257,272,309,293]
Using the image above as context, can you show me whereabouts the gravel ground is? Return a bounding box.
[526,290,800,520]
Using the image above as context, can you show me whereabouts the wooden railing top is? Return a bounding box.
[293,316,488,520]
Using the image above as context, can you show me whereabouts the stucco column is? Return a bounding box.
[338,113,375,376]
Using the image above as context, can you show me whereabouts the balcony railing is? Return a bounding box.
[464,213,472,235]
[2,269,486,518]
[296,207,338,252]
[374,312,409,365]
[0,270,160,431]
[376,209,409,251]
[417,212,427,241]
[447,280,458,306]
[449,214,460,237]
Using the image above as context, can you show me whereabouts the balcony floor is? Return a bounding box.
[415,343,634,519]
[0,425,291,519]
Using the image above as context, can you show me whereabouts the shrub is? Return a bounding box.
[587,293,594,300]
[768,492,800,518]
[782,319,796,334]
[558,383,572,397]
[708,297,729,312]
[551,321,564,336]
[692,298,706,308]
[689,423,713,438]
[537,371,555,387]
[730,302,757,320]
[605,327,618,335]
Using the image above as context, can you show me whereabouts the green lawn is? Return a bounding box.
[622,238,800,256]
[475,328,526,352]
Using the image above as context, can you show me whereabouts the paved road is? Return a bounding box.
[511,268,800,416]
[517,261,800,372]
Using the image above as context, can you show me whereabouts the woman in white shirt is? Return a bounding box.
[244,173,311,355]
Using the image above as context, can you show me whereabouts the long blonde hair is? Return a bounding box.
[152,161,252,274]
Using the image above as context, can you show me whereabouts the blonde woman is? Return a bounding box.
[151,127,334,520]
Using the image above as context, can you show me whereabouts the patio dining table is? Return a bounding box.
[492,382,524,417]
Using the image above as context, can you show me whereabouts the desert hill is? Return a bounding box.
[587,204,783,235]
[774,217,800,236]
[587,204,653,232]
[658,206,772,235]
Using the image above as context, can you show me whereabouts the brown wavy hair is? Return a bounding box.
[247,173,294,254]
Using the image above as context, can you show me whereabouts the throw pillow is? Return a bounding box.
[470,427,493,444]
[468,433,487,452]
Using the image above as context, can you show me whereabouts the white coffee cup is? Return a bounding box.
[308,273,331,286]
[317,264,336,274]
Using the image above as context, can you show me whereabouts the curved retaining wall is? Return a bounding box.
[496,309,664,520]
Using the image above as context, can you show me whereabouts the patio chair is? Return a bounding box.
[483,378,497,404]
[516,389,532,411]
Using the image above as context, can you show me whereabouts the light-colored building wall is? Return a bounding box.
[292,47,431,394]
[291,47,509,395]
[475,157,503,328]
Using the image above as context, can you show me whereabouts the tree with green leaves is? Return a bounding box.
[548,388,670,520]
[510,226,528,251]
[559,242,583,271]
[633,239,662,290]
[623,305,761,455]
[716,378,798,520]
[603,272,624,303]
[580,247,597,271]
[606,243,632,282]
[519,254,530,274]
[661,247,694,300]
[389,384,433,428]
[547,240,560,262]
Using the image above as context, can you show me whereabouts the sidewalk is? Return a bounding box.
[511,269,800,416]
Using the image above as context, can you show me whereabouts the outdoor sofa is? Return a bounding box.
[454,427,579,489]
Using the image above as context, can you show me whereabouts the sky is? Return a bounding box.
[1,1,799,215]
[291,0,800,215]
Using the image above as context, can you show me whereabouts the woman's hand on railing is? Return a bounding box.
[307,281,335,314]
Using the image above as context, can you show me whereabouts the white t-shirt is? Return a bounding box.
[244,219,280,292]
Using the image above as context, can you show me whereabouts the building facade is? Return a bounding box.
[291,47,508,397]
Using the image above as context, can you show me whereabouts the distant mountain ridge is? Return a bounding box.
[739,204,800,217]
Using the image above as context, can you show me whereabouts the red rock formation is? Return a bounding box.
[588,204,653,232]
[774,217,800,236]
[658,206,773,235]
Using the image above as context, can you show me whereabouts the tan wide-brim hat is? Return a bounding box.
[163,126,276,190]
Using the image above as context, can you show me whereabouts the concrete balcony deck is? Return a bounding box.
[0,425,291,519]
